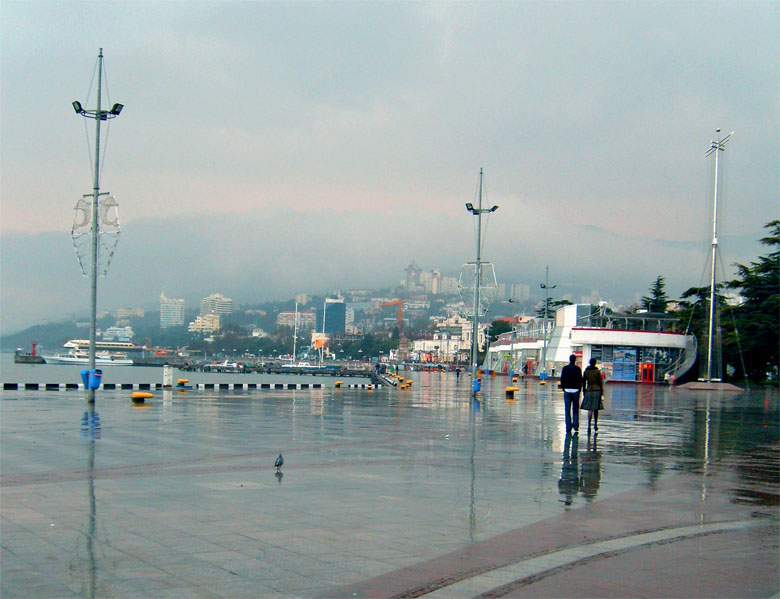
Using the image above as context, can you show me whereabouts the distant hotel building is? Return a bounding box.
[116,307,144,319]
[160,291,185,329]
[323,298,346,334]
[200,293,233,316]
[404,261,458,295]
[188,313,221,334]
[102,325,134,341]
[276,310,316,329]
[404,261,422,292]
[510,283,531,301]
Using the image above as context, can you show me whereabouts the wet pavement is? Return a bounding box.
[1,373,777,598]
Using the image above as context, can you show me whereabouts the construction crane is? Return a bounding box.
[380,299,404,334]
[379,299,410,360]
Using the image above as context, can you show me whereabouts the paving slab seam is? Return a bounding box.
[413,518,775,598]
[0,428,474,488]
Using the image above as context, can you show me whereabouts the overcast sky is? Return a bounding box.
[1,1,778,333]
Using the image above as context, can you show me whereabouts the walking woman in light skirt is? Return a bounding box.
[581,358,604,435]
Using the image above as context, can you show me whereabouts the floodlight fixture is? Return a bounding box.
[465,202,498,216]
[109,103,123,116]
[72,101,84,114]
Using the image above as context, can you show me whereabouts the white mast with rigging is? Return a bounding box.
[704,129,733,382]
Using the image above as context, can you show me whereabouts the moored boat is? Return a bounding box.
[42,350,133,366]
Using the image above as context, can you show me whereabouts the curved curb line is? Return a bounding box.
[418,519,775,598]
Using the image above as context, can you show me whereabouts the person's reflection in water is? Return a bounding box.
[580,435,602,502]
[558,433,579,507]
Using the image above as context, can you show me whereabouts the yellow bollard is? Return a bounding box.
[505,386,519,399]
[335,381,343,388]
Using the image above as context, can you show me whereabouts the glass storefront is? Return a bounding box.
[591,345,681,382]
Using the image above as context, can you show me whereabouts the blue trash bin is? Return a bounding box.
[88,369,102,389]
[80,369,90,388]
[473,378,482,393]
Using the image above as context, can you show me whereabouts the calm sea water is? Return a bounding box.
[0,352,371,386]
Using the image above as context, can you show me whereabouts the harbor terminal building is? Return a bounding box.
[482,304,697,384]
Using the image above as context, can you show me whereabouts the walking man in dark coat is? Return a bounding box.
[560,354,583,435]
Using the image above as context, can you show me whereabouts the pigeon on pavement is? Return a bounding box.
[274,453,284,471]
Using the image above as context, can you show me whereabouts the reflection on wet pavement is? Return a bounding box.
[1,373,777,598]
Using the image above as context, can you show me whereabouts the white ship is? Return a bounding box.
[43,341,134,366]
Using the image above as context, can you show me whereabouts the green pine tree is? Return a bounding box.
[727,220,780,382]
[641,276,669,313]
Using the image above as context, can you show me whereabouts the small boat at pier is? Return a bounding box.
[14,343,46,364]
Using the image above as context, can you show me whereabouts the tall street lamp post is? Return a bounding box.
[508,298,519,376]
[72,48,123,404]
[465,168,498,395]
[539,266,556,379]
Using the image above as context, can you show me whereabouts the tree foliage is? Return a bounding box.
[641,276,669,312]
[727,220,780,381]
[677,284,730,380]
[487,320,513,344]
[535,299,573,319]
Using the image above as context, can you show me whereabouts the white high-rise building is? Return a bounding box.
[276,310,316,329]
[430,269,442,295]
[160,291,185,329]
[510,284,531,301]
[200,293,233,316]
[440,276,459,295]
[103,325,134,341]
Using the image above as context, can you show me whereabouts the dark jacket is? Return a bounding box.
[560,363,583,390]
[583,365,603,394]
